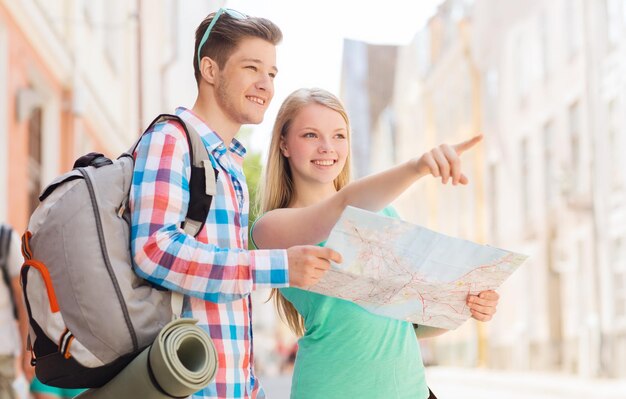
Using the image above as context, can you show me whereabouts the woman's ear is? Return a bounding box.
[279,137,289,157]
[200,57,218,84]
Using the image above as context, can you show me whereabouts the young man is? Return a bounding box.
[129,9,340,399]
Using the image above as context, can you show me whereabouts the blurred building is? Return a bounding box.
[340,39,398,178]
[0,0,218,231]
[340,0,626,379]
[341,0,487,368]
[473,0,626,378]
[472,0,596,374]
[393,0,488,367]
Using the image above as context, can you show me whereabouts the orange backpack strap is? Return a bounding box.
[21,232,59,313]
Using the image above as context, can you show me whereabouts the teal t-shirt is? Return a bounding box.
[254,207,429,399]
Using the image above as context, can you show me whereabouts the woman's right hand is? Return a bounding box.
[414,135,483,185]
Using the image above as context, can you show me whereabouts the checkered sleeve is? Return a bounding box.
[129,123,289,303]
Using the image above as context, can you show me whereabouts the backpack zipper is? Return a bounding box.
[77,167,139,352]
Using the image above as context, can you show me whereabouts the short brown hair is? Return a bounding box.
[193,10,283,84]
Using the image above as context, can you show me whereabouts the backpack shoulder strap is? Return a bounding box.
[135,115,220,320]
[132,114,219,238]
[125,114,198,165]
[175,117,219,237]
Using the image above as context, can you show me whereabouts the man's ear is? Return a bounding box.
[200,57,219,84]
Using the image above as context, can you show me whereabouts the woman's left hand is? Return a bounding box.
[467,290,499,322]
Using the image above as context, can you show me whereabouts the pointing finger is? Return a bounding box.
[453,134,483,155]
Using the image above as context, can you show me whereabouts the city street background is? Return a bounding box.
[1,0,625,397]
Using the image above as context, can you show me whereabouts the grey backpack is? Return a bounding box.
[21,114,217,388]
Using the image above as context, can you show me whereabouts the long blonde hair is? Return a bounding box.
[258,88,352,336]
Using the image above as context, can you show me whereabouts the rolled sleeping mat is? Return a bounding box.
[76,318,218,398]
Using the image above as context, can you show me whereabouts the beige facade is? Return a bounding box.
[388,0,488,368]
[472,0,595,374]
[381,0,626,379]
[372,0,626,376]
[474,0,626,378]
[0,0,218,231]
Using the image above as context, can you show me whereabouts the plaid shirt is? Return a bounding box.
[130,107,289,399]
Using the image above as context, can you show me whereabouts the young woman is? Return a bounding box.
[252,88,499,399]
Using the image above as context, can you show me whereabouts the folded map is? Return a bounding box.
[308,206,528,329]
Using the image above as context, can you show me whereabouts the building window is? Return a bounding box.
[565,0,580,59]
[568,101,581,192]
[103,0,122,73]
[608,100,623,189]
[543,120,555,206]
[485,69,499,127]
[606,0,624,48]
[539,11,549,80]
[515,36,530,103]
[27,107,43,216]
[520,137,531,228]
[83,0,97,30]
[486,69,499,99]
[613,237,626,320]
